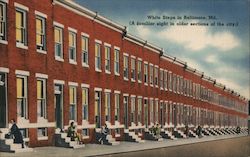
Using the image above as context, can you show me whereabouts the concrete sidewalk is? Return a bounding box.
[0,134,248,157]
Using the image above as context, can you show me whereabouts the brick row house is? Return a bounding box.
[0,0,248,148]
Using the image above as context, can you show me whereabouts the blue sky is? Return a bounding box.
[74,0,249,99]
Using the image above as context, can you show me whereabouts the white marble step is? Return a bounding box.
[13,148,33,153]
[10,143,23,150]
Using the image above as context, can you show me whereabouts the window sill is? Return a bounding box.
[144,83,148,86]
[95,69,102,73]
[0,40,8,45]
[138,80,142,83]
[38,136,48,141]
[105,70,111,74]
[16,43,28,50]
[114,72,120,76]
[55,57,64,62]
[131,79,136,82]
[150,84,154,87]
[37,49,47,54]
[69,60,77,65]
[160,87,164,90]
[82,63,89,68]
[155,85,159,88]
[124,78,129,81]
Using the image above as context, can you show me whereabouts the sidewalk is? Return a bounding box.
[0,134,248,157]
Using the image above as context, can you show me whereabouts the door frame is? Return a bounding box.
[0,72,8,128]
[95,91,101,128]
[123,96,128,129]
[54,84,63,129]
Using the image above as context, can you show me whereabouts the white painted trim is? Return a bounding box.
[123,93,129,97]
[14,2,29,11]
[35,73,48,79]
[68,81,78,86]
[149,63,154,66]
[144,61,148,64]
[94,87,102,91]
[37,49,47,54]
[137,96,143,99]
[53,79,65,85]
[138,58,142,61]
[95,39,102,44]
[0,67,9,73]
[144,97,148,100]
[0,40,8,45]
[123,53,129,56]
[16,43,28,50]
[0,0,8,3]
[35,10,47,18]
[104,42,111,47]
[114,90,121,94]
[154,65,159,68]
[155,98,159,101]
[149,97,154,100]
[130,95,136,98]
[38,136,48,141]
[131,55,136,59]
[15,70,30,76]
[114,46,120,50]
[53,21,64,28]
[81,83,90,88]
[104,89,111,93]
[81,32,89,37]
[68,27,77,33]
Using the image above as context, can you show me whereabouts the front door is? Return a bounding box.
[95,91,101,128]
[144,100,148,128]
[0,73,7,128]
[160,103,164,127]
[123,96,128,129]
[54,84,63,129]
[173,105,177,127]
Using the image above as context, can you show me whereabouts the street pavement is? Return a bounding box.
[0,134,249,157]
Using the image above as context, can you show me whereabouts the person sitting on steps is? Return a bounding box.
[99,124,109,144]
[8,119,25,148]
[67,121,84,144]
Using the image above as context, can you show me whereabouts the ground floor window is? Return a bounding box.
[16,76,28,119]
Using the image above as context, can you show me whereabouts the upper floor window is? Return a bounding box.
[0,2,7,41]
[16,8,27,47]
[154,67,158,87]
[95,42,101,71]
[81,36,89,67]
[54,26,63,60]
[123,54,129,80]
[173,74,176,93]
[69,31,76,64]
[137,60,142,82]
[159,69,164,89]
[144,63,148,84]
[36,16,46,51]
[149,64,154,86]
[168,72,172,91]
[131,57,136,81]
[105,46,111,73]
[164,70,168,90]
[114,49,120,75]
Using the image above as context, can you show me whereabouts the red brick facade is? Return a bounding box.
[0,0,248,147]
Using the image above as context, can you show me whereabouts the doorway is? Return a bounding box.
[0,73,7,128]
[54,84,63,129]
[123,96,128,129]
[95,91,101,128]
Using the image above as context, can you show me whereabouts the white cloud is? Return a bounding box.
[205,54,219,64]
[157,22,240,51]
[136,26,151,39]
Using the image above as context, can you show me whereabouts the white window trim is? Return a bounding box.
[123,53,129,57]
[104,42,111,47]
[0,67,9,73]
[1,0,8,3]
[114,46,120,50]
[94,87,102,91]
[16,43,28,50]
[137,96,143,99]
[53,79,65,85]
[104,89,111,93]
[81,83,90,88]
[131,55,136,59]
[37,49,47,54]
[55,57,64,62]
[130,95,136,98]
[138,57,142,61]
[35,10,47,18]
[53,21,64,28]
[114,90,121,94]
[15,70,30,76]
[68,82,78,87]
[123,93,129,97]
[14,2,29,11]
[0,40,8,45]
[81,32,89,38]
[35,73,48,79]
[68,27,77,33]
[95,39,102,44]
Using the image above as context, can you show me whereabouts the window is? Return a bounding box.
[131,58,136,81]
[137,60,142,82]
[105,92,111,121]
[115,94,120,121]
[149,64,154,86]
[54,27,63,60]
[150,99,154,123]
[81,36,89,66]
[105,46,111,73]
[82,88,88,120]
[168,72,172,91]
[123,55,129,80]
[137,98,142,123]
[0,2,7,41]
[114,49,120,75]
[131,97,136,123]
[37,79,46,118]
[69,31,76,64]
[155,100,158,123]
[69,86,77,121]
[164,70,168,90]
[37,128,48,139]
[173,74,176,93]
[95,43,101,71]
[154,67,158,87]
[144,63,148,84]
[36,16,46,51]
[177,76,180,93]
[16,8,27,46]
[160,69,163,89]
[17,76,28,118]
[82,129,89,136]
